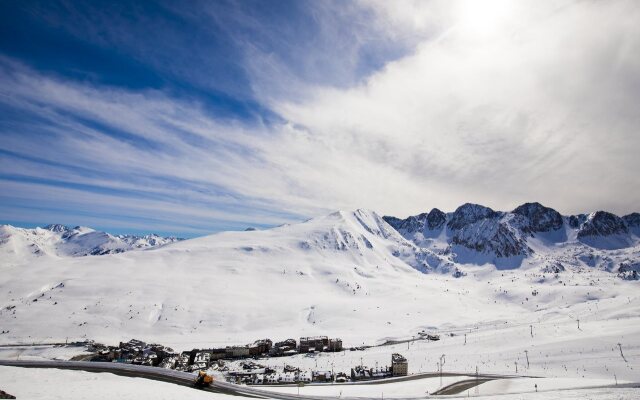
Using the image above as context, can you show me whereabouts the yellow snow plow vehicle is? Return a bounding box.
[194,371,214,388]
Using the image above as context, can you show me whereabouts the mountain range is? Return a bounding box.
[383,202,640,278]
[0,224,181,266]
[0,203,638,349]
[2,202,639,280]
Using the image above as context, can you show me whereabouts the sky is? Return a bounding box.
[0,0,639,237]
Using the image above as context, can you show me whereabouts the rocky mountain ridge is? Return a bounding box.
[383,202,640,276]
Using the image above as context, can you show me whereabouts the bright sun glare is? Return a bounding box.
[457,0,517,37]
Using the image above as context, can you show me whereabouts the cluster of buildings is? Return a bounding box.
[299,336,342,353]
[230,366,348,385]
[188,335,344,363]
[88,339,175,367]
[269,338,297,357]
[193,338,275,362]
[227,353,408,385]
[227,363,314,385]
[86,335,343,372]
[350,353,408,381]
[86,337,407,385]
[183,335,343,368]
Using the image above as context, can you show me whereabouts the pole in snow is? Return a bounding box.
[617,343,627,362]
[524,350,530,368]
[530,325,533,338]
[439,354,446,387]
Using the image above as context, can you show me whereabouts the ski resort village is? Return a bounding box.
[81,337,411,385]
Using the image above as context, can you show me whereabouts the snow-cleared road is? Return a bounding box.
[0,360,263,398]
[2,360,639,399]
[0,359,516,398]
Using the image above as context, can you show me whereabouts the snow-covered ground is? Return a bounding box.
[259,377,637,398]
[1,208,639,397]
[258,376,462,397]
[0,366,233,400]
[0,344,91,361]
[0,366,638,399]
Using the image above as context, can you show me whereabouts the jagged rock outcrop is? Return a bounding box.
[43,224,69,233]
[623,212,640,227]
[623,213,640,235]
[447,203,499,230]
[568,214,587,229]
[618,262,640,280]
[381,216,403,230]
[577,211,628,238]
[451,218,531,258]
[513,202,563,233]
[542,262,565,274]
[426,208,446,230]
[382,208,446,234]
[394,213,428,232]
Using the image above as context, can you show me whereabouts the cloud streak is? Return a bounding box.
[267,0,640,215]
[1,0,639,236]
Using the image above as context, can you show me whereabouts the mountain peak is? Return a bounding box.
[448,203,498,230]
[512,202,563,232]
[623,212,640,227]
[426,208,446,230]
[43,224,70,233]
[578,211,628,238]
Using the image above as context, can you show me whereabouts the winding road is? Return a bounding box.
[0,359,511,398]
[2,359,637,398]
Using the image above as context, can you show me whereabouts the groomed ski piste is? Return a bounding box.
[1,206,639,398]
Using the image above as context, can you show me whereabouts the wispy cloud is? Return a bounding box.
[265,0,640,215]
[0,60,320,234]
[1,0,639,236]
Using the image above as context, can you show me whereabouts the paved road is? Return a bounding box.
[431,377,496,395]
[3,359,637,398]
[255,371,524,388]
[432,377,640,397]
[0,360,266,398]
[0,359,518,399]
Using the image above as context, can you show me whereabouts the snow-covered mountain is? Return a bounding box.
[1,206,640,392]
[383,202,640,275]
[0,209,449,345]
[0,224,181,266]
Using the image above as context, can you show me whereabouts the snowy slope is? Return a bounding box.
[0,224,181,266]
[0,207,638,390]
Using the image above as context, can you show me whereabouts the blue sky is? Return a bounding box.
[1,0,639,237]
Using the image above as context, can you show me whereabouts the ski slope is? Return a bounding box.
[0,208,638,393]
